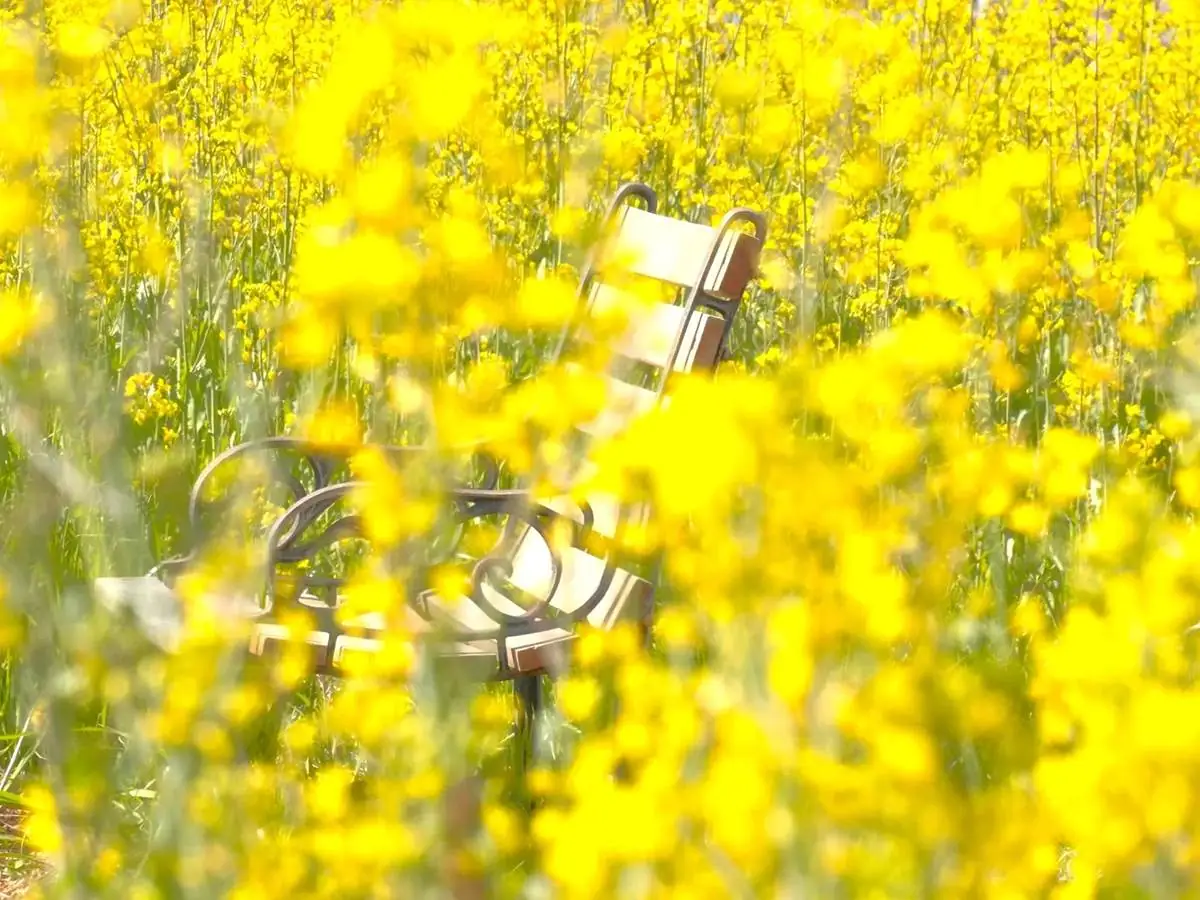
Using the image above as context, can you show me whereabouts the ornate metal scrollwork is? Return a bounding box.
[150,436,498,586]
[247,475,630,676]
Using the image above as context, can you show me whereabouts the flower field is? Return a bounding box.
[3,0,1200,894]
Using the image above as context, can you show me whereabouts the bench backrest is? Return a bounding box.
[564,182,766,414]
[448,185,767,673]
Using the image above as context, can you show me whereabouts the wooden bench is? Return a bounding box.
[95,181,767,716]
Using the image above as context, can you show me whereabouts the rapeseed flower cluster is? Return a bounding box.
[2,0,1200,896]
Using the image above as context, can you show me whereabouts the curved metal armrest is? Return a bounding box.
[257,479,631,679]
[183,436,501,556]
[258,481,585,615]
[255,481,531,603]
[439,488,629,643]
[189,437,395,527]
[450,488,596,542]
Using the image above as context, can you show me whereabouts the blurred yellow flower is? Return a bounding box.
[56,21,112,63]
[22,784,63,859]
[0,287,40,357]
[1008,501,1050,538]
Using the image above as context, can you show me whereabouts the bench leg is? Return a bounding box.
[443,675,543,900]
[444,773,486,900]
[513,673,543,782]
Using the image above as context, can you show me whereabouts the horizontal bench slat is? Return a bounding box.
[601,205,760,300]
[585,284,725,373]
[565,363,663,440]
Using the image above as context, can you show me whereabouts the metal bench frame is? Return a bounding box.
[99,181,767,769]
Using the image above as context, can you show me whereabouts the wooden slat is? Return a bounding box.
[543,546,651,627]
[539,493,650,541]
[533,456,654,541]
[585,284,725,373]
[100,525,648,678]
[429,582,528,634]
[252,609,501,673]
[600,205,760,300]
[95,575,264,653]
[492,531,650,672]
[539,492,622,540]
[250,623,332,667]
[331,634,497,674]
[567,363,663,440]
[507,565,652,674]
